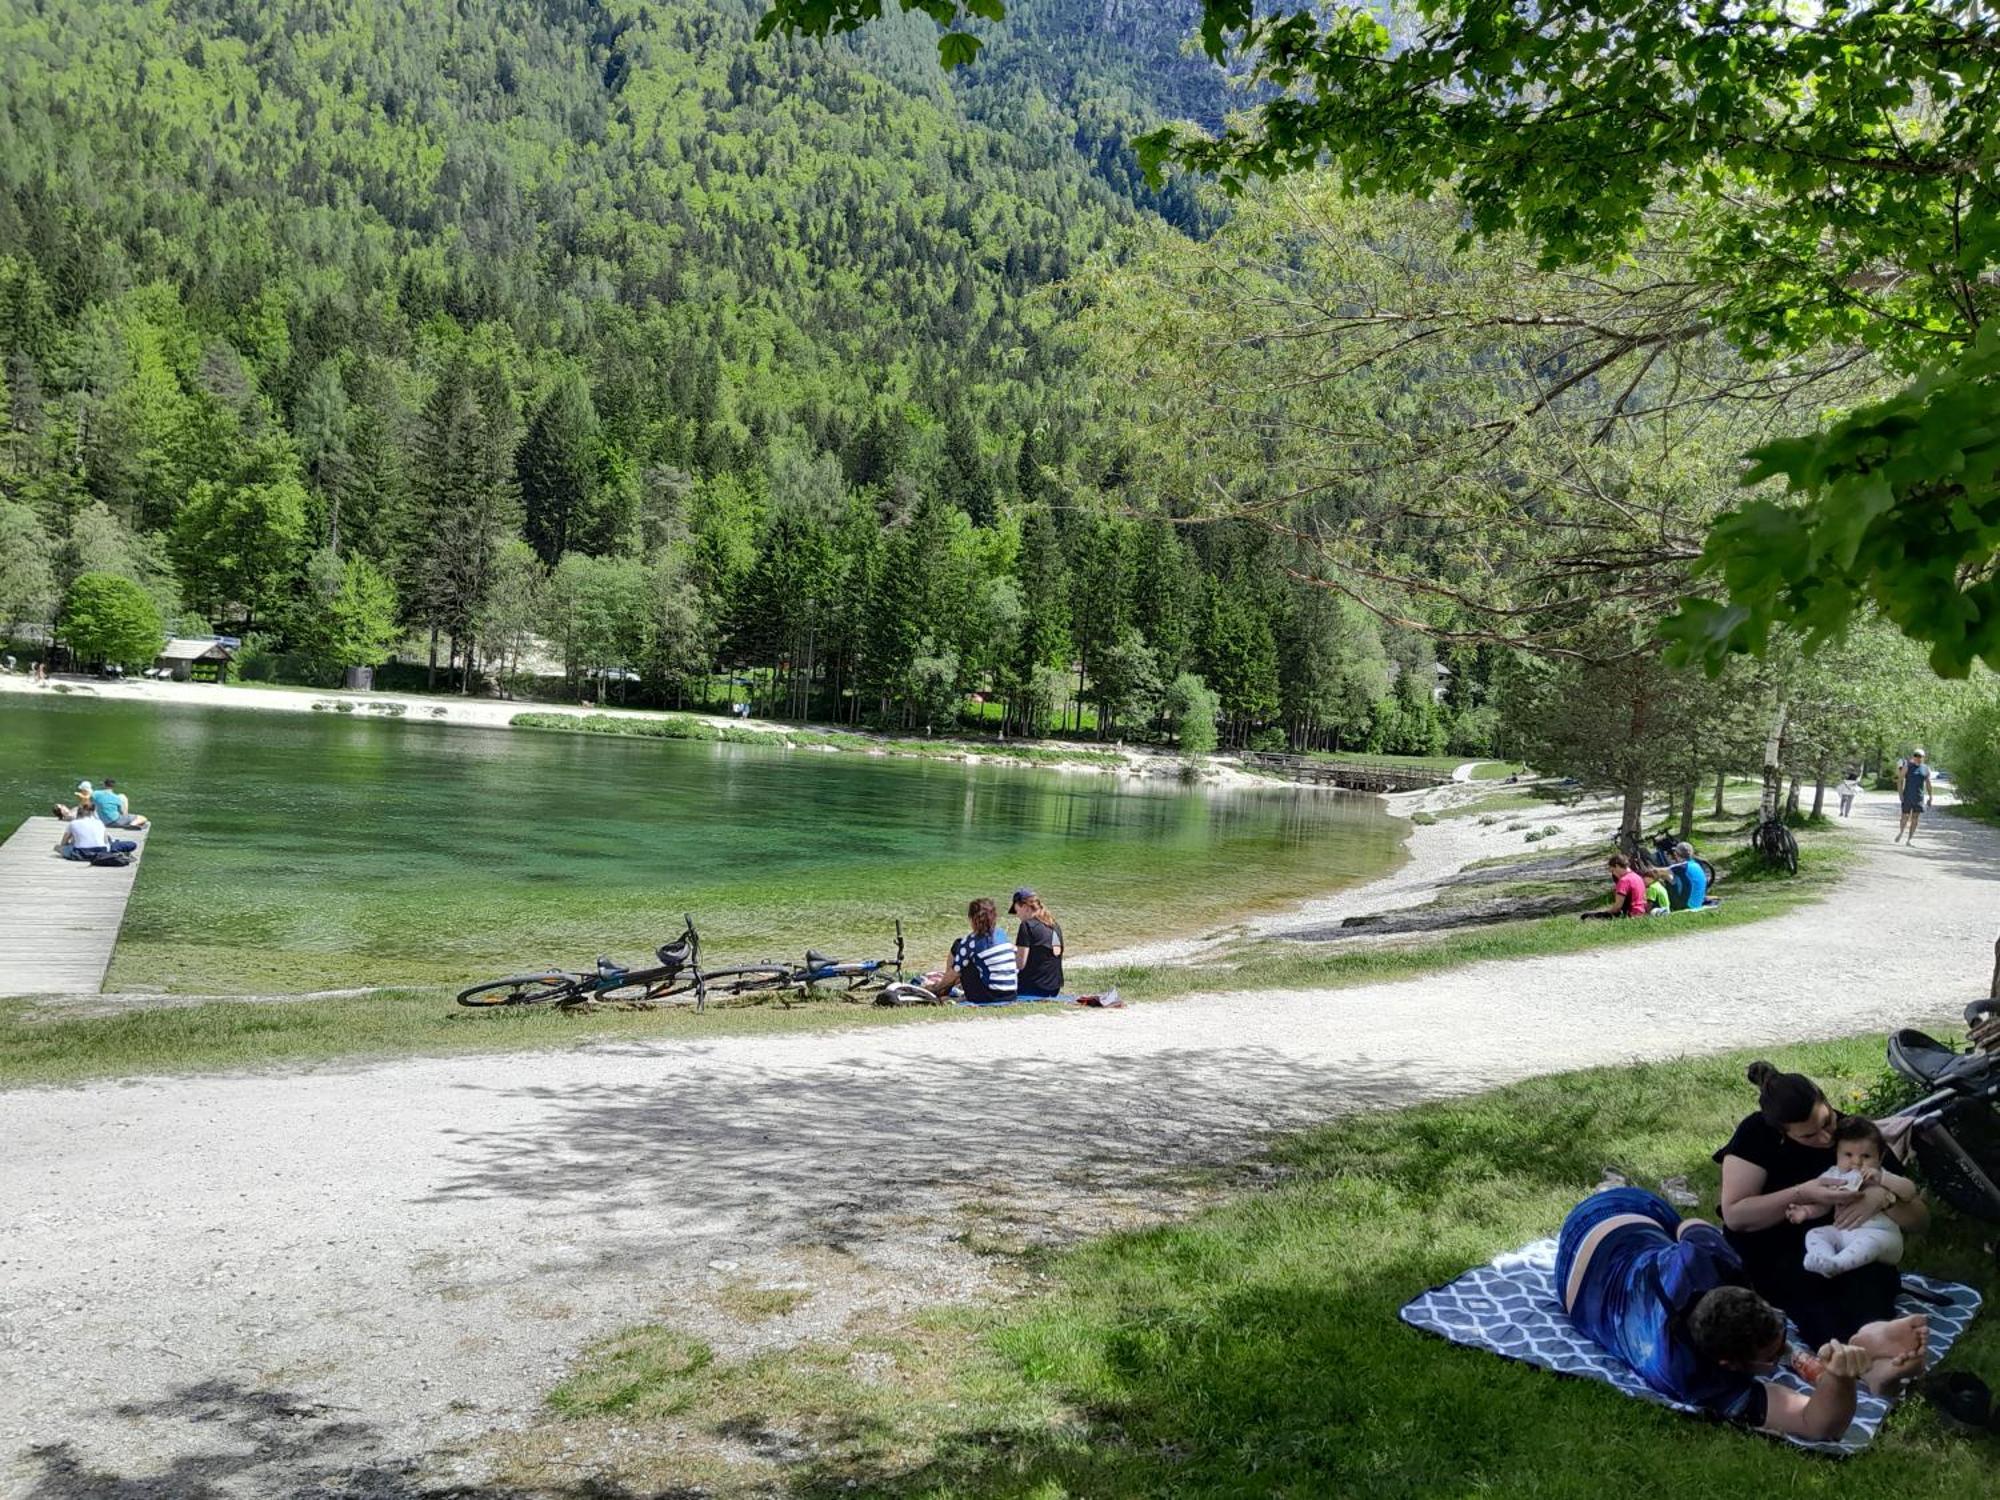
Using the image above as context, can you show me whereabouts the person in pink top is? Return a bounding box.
[1581,853,1650,920]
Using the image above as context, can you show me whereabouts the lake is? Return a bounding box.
[0,694,1405,994]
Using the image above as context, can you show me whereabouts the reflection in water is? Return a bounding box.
[0,696,1405,992]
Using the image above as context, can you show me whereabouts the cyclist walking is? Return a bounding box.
[1894,748,1934,845]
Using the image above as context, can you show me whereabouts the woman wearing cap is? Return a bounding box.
[1009,888,1064,998]
[1894,748,1934,844]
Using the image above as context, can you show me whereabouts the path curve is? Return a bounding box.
[2,793,1992,1495]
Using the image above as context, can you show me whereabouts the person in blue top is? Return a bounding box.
[1894,747,1934,845]
[1674,841,1709,910]
[921,897,1019,1002]
[1556,1186,1923,1440]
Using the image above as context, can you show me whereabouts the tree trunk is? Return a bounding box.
[427,625,438,691]
[1679,783,1696,839]
[1785,775,1801,816]
[1810,769,1827,819]
[1618,768,1646,853]
[1713,769,1727,817]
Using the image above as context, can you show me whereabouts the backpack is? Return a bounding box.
[88,850,134,868]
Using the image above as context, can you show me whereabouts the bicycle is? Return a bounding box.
[456,918,908,1012]
[1750,815,1799,875]
[457,914,713,1010]
[686,920,909,1006]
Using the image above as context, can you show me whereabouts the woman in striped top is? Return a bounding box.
[922,897,1019,1002]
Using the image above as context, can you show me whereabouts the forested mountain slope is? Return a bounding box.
[0,0,1453,752]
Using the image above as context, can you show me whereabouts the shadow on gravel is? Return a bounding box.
[424,1044,1427,1244]
[16,1378,689,1499]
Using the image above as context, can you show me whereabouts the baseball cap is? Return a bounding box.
[75,780,92,794]
[1009,887,1037,912]
[1913,747,1927,758]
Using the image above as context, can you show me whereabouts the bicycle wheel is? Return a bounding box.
[1778,824,1799,875]
[457,973,585,1007]
[701,965,798,999]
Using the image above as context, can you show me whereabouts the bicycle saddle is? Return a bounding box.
[595,956,626,978]
[806,949,840,967]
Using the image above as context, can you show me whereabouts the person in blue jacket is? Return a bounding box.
[1555,1187,1925,1440]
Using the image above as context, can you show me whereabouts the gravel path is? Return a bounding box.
[2,792,1990,1497]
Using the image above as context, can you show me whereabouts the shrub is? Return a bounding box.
[1942,696,2000,814]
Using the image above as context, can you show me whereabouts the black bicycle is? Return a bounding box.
[457,914,711,1010]
[1751,815,1799,875]
[456,917,907,1012]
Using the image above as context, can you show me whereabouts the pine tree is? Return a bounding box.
[518,371,603,563]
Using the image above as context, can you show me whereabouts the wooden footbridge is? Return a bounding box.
[1238,752,1456,793]
[0,817,149,996]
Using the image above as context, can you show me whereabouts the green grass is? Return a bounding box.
[1471,759,1530,780]
[507,1037,1997,1498]
[0,832,1851,1090]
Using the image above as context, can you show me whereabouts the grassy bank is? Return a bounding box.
[0,834,1850,1090]
[1104,836,1853,1003]
[493,1037,1997,1497]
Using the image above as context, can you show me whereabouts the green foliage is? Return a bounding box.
[1163,671,1218,758]
[290,550,400,675]
[1942,695,2000,816]
[60,570,164,666]
[1667,329,2000,678]
[0,498,56,625]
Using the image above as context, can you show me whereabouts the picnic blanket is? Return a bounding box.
[955,991,1123,1008]
[1400,1237,1982,1455]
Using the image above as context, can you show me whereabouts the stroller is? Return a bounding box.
[1886,1000,2000,1223]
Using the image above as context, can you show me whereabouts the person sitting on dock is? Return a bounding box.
[52,804,138,862]
[91,778,149,830]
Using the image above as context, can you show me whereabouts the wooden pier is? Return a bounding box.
[0,817,149,996]
[1238,752,1456,793]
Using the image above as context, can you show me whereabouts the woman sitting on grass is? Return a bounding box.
[1558,1185,1927,1440]
[1714,1062,1930,1360]
[920,897,1018,1003]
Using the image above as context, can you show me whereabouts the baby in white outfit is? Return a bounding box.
[1785,1117,1909,1277]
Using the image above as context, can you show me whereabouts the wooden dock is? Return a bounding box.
[0,817,149,996]
[1238,752,1456,793]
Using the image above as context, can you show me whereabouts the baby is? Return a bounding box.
[1784,1117,1911,1277]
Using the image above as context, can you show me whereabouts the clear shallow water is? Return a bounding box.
[0,695,1404,993]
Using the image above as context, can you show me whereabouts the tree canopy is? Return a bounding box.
[763,0,2000,676]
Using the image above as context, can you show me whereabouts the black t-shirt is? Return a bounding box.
[1712,1111,1904,1285]
[1015,917,1064,997]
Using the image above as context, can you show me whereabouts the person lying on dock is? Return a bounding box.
[52,804,139,862]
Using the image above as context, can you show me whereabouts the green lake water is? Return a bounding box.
[0,695,1405,993]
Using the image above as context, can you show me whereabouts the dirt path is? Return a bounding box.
[2,793,1990,1497]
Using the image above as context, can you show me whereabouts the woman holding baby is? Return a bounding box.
[1714,1061,1931,1383]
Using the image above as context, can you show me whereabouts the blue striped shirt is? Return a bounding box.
[951,929,1018,1001]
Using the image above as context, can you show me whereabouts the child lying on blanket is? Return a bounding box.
[1785,1118,1913,1277]
[1557,1186,1927,1439]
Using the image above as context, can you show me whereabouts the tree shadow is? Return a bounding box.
[425,1042,1430,1249]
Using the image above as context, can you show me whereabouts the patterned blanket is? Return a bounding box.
[1400,1238,1982,1455]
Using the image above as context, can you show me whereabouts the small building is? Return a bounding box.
[156,637,235,683]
